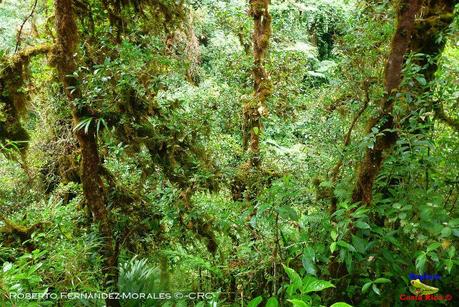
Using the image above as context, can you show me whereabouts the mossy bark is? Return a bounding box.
[236,0,272,205]
[329,0,423,289]
[331,1,456,299]
[0,215,48,251]
[53,1,120,305]
[351,0,422,205]
[0,45,51,153]
[351,0,455,205]
[243,0,272,168]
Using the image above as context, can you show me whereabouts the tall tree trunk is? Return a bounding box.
[329,0,423,288]
[351,0,422,205]
[53,1,120,306]
[351,0,456,205]
[243,0,272,168]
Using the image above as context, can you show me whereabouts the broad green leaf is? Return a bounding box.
[430,252,440,262]
[302,247,317,276]
[445,259,453,273]
[344,251,353,273]
[449,218,459,227]
[355,221,370,229]
[286,284,296,298]
[441,227,452,237]
[288,299,309,307]
[362,282,372,293]
[337,241,356,252]
[415,76,427,86]
[331,230,338,241]
[302,276,335,293]
[372,284,381,295]
[330,242,337,253]
[248,296,263,307]
[304,246,316,262]
[374,278,391,284]
[351,235,367,254]
[266,297,279,307]
[330,303,353,307]
[352,207,369,218]
[283,265,302,290]
[302,255,317,276]
[415,253,427,273]
[427,243,442,253]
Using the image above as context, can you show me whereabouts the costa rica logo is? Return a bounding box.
[399,273,453,302]
[409,279,439,295]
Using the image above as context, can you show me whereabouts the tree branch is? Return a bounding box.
[14,0,39,53]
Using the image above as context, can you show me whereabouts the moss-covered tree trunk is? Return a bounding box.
[329,0,423,288]
[351,0,422,205]
[243,0,272,168]
[351,0,455,206]
[0,45,51,154]
[53,1,120,306]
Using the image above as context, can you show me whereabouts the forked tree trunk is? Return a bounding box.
[53,1,120,306]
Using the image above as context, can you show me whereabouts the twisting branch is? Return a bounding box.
[15,0,39,53]
[327,81,371,214]
[330,81,371,182]
[344,84,371,146]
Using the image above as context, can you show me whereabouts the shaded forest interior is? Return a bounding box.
[0,0,459,306]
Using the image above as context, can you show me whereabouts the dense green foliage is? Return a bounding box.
[0,0,458,306]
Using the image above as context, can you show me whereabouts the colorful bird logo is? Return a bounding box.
[409,279,439,295]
